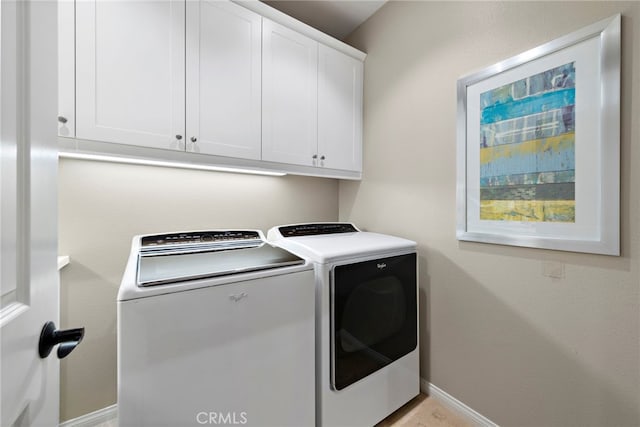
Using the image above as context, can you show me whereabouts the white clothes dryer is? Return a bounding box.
[267,223,419,427]
[118,230,315,427]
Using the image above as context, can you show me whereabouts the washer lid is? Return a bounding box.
[136,230,304,286]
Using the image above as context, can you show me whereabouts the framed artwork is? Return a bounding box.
[456,14,621,255]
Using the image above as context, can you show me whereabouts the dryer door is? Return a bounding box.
[331,252,417,390]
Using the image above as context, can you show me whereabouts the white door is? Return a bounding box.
[75,0,185,151]
[1,1,62,426]
[318,44,363,172]
[262,19,318,166]
[186,0,262,160]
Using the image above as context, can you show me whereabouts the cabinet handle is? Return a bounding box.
[57,116,68,124]
[320,155,326,161]
[176,135,182,140]
[312,154,318,159]
[190,137,197,143]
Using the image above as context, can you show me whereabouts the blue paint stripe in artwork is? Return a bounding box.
[480,62,576,108]
[480,107,575,148]
[481,88,575,125]
[480,170,575,187]
[480,144,575,178]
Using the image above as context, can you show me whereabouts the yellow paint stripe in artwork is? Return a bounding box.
[480,133,575,165]
[480,200,575,222]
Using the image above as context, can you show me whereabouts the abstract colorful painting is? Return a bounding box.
[457,15,620,254]
[479,62,576,222]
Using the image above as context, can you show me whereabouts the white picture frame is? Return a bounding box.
[456,14,621,256]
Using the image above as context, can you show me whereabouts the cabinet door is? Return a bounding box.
[76,0,185,150]
[318,44,363,172]
[186,0,261,159]
[58,0,75,138]
[262,19,318,166]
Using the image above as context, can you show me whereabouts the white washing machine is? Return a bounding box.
[267,223,419,427]
[118,230,315,427]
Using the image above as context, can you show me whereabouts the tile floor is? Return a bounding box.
[377,394,471,427]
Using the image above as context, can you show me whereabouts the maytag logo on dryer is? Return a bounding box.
[377,263,387,270]
[196,411,248,425]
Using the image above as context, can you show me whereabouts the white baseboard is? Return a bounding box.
[421,378,498,427]
[59,404,117,427]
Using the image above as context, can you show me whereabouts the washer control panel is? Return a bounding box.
[141,230,262,248]
[278,223,358,237]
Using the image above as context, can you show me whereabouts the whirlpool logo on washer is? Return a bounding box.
[377,263,387,270]
[196,411,248,425]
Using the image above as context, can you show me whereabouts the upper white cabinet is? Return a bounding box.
[261,19,318,167]
[61,0,366,179]
[73,0,262,157]
[186,1,262,159]
[262,21,363,172]
[75,0,186,150]
[318,44,363,172]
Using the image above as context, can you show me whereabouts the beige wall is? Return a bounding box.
[58,158,338,421]
[341,2,640,426]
